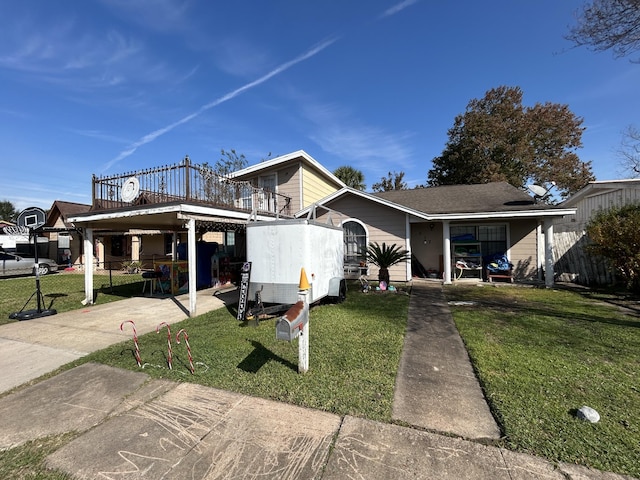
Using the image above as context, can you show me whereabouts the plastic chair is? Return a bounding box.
[142,270,164,295]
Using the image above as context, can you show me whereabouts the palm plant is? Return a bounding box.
[362,242,409,286]
[333,165,366,190]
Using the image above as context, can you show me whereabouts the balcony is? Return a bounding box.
[91,156,292,217]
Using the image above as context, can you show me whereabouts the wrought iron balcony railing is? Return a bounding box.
[91,156,291,217]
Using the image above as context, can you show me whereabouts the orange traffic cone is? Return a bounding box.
[299,268,311,290]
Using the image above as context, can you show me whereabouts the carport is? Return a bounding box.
[68,202,278,316]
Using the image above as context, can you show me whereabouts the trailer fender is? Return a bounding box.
[327,277,347,303]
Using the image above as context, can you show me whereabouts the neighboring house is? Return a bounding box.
[45,200,91,266]
[0,220,26,253]
[556,179,640,232]
[554,179,640,285]
[68,150,575,315]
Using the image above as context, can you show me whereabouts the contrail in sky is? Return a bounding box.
[380,0,418,18]
[103,36,338,171]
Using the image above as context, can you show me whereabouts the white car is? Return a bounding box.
[0,252,58,276]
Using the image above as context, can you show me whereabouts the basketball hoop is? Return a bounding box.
[8,206,57,320]
[17,207,46,230]
[2,225,30,235]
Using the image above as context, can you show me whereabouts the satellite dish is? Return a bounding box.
[527,184,548,197]
[121,176,140,202]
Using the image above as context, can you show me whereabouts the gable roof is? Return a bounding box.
[300,182,575,220]
[229,150,346,188]
[47,200,91,228]
[561,178,640,207]
[375,182,555,214]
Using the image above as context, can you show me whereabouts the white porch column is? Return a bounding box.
[172,232,178,260]
[443,220,452,285]
[543,219,554,288]
[536,223,543,281]
[405,214,412,281]
[131,235,141,262]
[83,228,94,305]
[187,218,197,317]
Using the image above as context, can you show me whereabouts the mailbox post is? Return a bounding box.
[275,268,311,373]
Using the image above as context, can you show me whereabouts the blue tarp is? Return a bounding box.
[483,253,513,273]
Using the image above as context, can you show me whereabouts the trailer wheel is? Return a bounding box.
[327,279,347,304]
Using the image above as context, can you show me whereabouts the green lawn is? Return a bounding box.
[3,277,640,478]
[0,271,145,325]
[79,287,410,421]
[446,284,640,478]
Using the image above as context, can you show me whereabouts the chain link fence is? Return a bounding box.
[0,259,164,322]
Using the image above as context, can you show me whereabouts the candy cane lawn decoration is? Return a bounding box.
[120,320,141,367]
[176,329,194,374]
[156,321,173,370]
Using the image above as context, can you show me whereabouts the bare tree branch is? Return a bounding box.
[566,0,640,61]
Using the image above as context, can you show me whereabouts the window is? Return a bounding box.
[258,174,276,212]
[343,220,367,264]
[57,233,70,249]
[111,235,124,256]
[451,224,507,257]
[164,234,173,256]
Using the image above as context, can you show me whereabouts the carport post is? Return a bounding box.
[187,218,197,316]
[83,228,94,305]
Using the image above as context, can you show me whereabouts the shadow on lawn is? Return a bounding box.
[237,340,297,373]
[452,291,640,329]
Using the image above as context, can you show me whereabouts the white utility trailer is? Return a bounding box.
[246,217,346,309]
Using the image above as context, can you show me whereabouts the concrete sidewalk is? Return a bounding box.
[0,281,635,479]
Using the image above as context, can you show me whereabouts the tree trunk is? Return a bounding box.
[378,267,390,285]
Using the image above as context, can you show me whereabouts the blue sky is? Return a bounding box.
[1,0,639,212]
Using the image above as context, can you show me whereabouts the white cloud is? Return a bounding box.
[98,0,192,32]
[302,102,415,176]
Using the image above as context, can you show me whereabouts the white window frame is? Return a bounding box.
[340,218,369,265]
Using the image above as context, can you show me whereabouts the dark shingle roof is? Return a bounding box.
[47,201,91,227]
[373,182,551,214]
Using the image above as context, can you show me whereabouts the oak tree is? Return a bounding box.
[427,86,594,199]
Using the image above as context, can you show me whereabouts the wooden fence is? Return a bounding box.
[553,231,614,286]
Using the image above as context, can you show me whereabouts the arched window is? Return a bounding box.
[343,220,367,264]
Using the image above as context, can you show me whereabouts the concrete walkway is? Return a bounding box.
[0,281,635,479]
[393,281,501,440]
